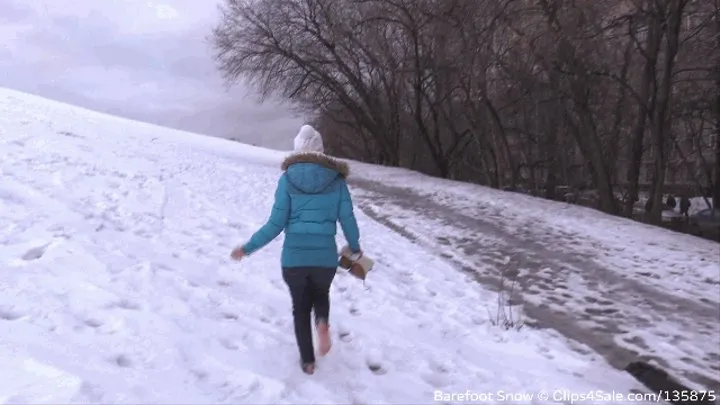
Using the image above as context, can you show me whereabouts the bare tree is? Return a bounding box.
[211,0,718,224]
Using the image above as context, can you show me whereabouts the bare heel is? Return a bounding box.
[301,362,315,375]
[317,322,332,356]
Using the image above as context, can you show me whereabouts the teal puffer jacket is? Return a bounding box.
[241,152,361,268]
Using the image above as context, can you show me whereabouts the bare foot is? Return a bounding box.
[317,322,332,356]
[301,362,315,375]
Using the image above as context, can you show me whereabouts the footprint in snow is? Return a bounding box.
[339,329,352,342]
[422,370,453,388]
[21,242,51,261]
[427,357,452,375]
[0,307,24,321]
[220,312,240,320]
[190,368,209,381]
[112,354,132,368]
[83,317,104,328]
[216,278,232,287]
[114,298,142,311]
[366,350,387,375]
[105,179,122,189]
[57,130,84,139]
[220,338,240,351]
[77,381,105,403]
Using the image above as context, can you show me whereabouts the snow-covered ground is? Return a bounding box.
[0,88,661,404]
[344,162,720,393]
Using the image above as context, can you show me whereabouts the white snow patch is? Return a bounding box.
[0,87,655,403]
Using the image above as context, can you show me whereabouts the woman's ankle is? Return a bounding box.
[316,319,329,331]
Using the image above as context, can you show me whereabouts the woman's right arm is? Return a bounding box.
[242,175,290,255]
[338,180,361,253]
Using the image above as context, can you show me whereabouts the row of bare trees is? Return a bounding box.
[211,0,719,223]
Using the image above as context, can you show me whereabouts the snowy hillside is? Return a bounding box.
[0,87,688,404]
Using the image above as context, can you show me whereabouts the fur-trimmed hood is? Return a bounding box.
[281,152,349,178]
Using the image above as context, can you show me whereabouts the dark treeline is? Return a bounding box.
[211,0,719,224]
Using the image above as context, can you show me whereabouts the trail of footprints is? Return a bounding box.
[332,272,464,380]
[0,254,426,394]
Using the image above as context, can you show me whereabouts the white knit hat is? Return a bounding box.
[293,125,324,153]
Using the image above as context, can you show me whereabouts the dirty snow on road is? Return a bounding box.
[0,88,657,404]
[347,163,720,393]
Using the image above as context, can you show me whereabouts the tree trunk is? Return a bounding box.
[713,0,720,209]
[647,0,687,224]
[623,16,662,217]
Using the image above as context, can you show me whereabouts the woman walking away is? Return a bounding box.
[230,124,362,375]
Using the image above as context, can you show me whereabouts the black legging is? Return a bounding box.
[282,266,337,363]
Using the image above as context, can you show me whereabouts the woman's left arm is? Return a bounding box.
[241,175,290,255]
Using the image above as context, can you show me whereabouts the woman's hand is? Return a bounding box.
[230,246,245,261]
[349,251,363,262]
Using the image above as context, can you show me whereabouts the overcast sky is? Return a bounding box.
[0,0,305,149]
